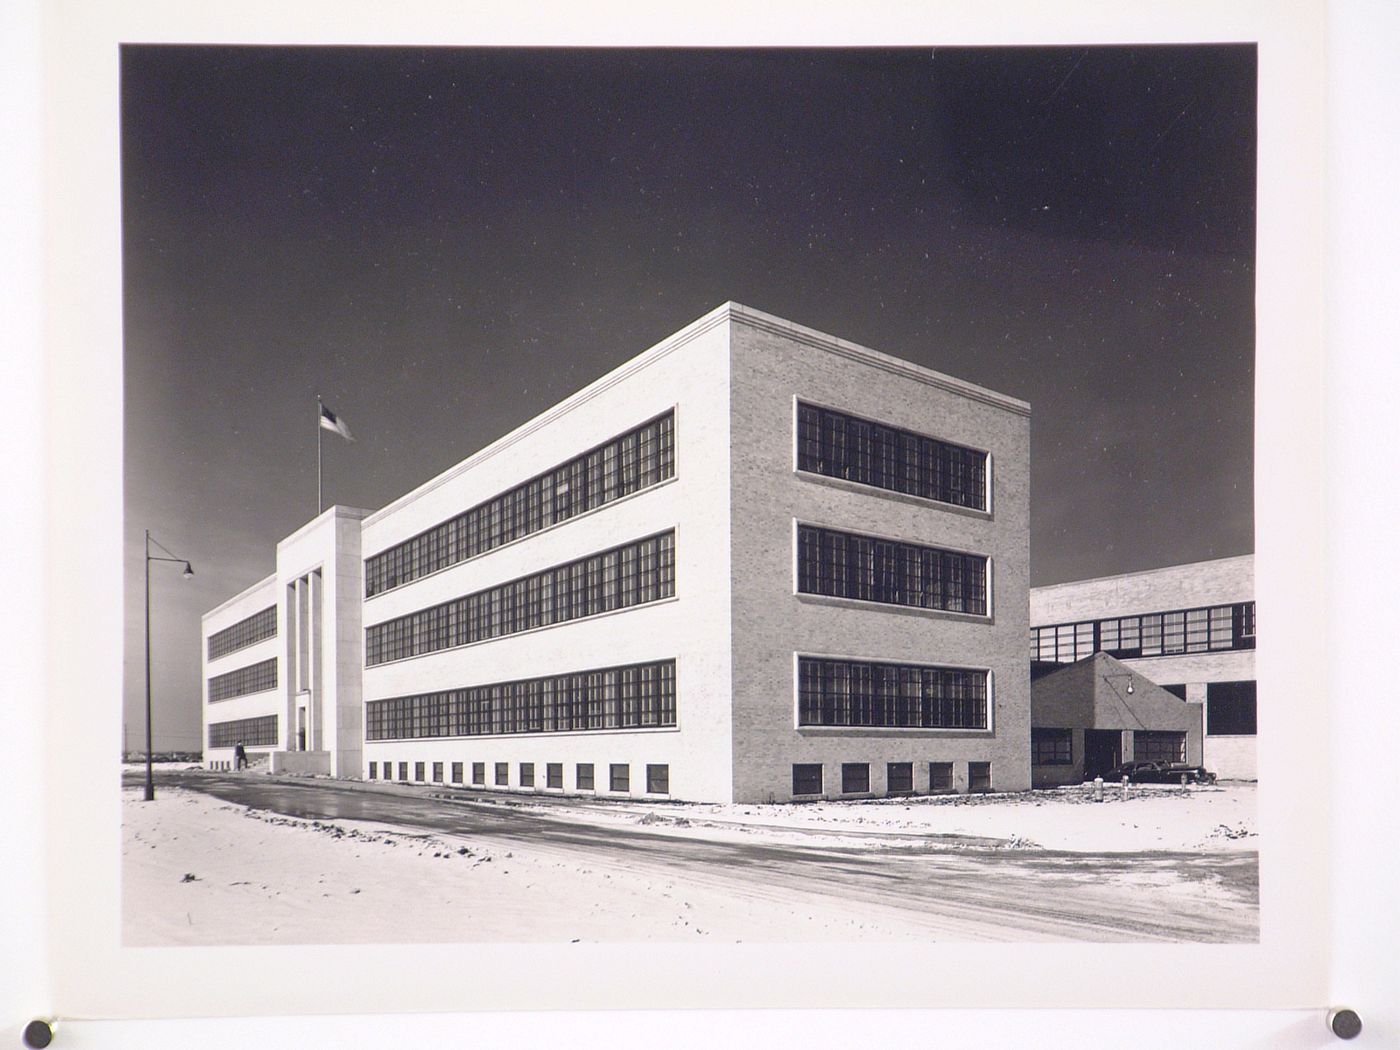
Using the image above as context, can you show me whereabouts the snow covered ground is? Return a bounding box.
[122,786,896,945]
[122,781,1255,945]
[530,782,1257,854]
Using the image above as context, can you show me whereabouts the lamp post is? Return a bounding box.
[144,530,194,802]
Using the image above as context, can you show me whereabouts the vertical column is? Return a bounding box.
[284,582,298,751]
[310,568,323,752]
[296,577,310,692]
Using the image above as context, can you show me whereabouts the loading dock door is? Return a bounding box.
[1084,729,1121,780]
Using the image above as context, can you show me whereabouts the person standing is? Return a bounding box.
[234,741,247,770]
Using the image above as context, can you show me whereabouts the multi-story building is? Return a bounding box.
[201,506,370,778]
[1028,555,1256,779]
[202,302,1032,802]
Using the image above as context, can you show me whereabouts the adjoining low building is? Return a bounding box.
[1030,652,1203,788]
[1029,555,1256,780]
[201,302,1033,802]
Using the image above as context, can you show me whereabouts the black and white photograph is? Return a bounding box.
[23,0,1400,1042]
[119,43,1262,947]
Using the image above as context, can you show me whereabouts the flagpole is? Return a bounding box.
[316,393,323,516]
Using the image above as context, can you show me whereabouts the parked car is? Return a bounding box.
[1104,760,1217,785]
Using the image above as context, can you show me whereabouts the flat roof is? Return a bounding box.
[1030,553,1254,594]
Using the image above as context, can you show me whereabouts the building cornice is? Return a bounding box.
[1030,553,1255,595]
[202,572,277,622]
[361,303,731,529]
[277,503,374,550]
[361,300,1029,532]
[727,302,1032,417]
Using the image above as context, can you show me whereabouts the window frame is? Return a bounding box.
[795,521,990,619]
[886,761,914,794]
[791,763,823,797]
[968,761,992,792]
[840,762,871,794]
[795,653,992,732]
[1031,727,1074,766]
[794,399,991,513]
[364,410,677,599]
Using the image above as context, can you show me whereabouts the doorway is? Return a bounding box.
[1084,729,1122,779]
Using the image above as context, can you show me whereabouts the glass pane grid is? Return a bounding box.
[365,412,675,597]
[207,657,278,702]
[207,605,278,660]
[366,659,677,741]
[1031,601,1255,663]
[797,657,988,730]
[366,531,675,667]
[796,402,987,511]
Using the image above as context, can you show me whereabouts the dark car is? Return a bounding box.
[1105,760,1217,785]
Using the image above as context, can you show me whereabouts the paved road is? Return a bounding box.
[134,769,1258,943]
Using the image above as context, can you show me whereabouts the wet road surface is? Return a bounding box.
[134,769,1258,942]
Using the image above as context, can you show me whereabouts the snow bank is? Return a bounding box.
[504,784,1258,854]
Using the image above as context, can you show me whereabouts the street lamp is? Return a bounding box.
[144,530,194,802]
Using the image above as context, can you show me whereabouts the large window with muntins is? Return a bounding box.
[365,412,675,597]
[796,402,987,510]
[797,524,988,615]
[207,657,278,702]
[208,714,277,749]
[207,605,277,660]
[365,531,675,666]
[1030,601,1256,663]
[1134,731,1186,763]
[1032,727,1073,765]
[365,659,677,741]
[797,657,988,729]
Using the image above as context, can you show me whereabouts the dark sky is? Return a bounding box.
[122,45,1256,752]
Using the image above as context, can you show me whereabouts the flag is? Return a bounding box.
[319,402,354,442]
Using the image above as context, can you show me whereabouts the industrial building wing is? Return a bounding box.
[200,302,1255,802]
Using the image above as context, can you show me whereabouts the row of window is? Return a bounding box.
[365,412,676,598]
[365,531,676,666]
[207,657,278,703]
[796,524,988,615]
[792,760,991,796]
[367,759,670,794]
[1030,728,1187,766]
[207,605,277,660]
[366,660,678,740]
[796,402,988,511]
[208,714,278,749]
[797,657,988,730]
[1031,602,1256,663]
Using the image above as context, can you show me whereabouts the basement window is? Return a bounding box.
[969,762,991,792]
[841,763,870,793]
[792,763,823,796]
[886,762,913,794]
[646,764,669,794]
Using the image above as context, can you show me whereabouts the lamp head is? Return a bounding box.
[183,563,195,579]
[1126,680,1134,694]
